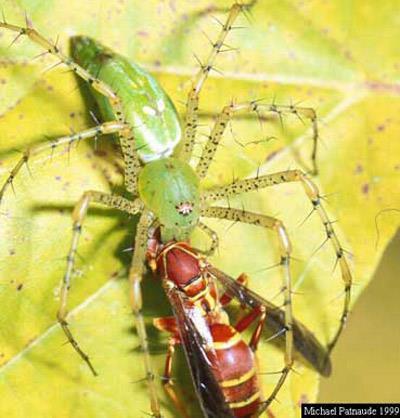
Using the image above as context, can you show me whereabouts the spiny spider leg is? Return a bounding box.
[0,121,125,203]
[0,21,158,412]
[201,206,294,411]
[62,193,161,416]
[59,191,142,375]
[0,19,141,194]
[197,221,219,256]
[128,210,162,418]
[202,169,352,358]
[180,1,256,161]
[195,101,319,179]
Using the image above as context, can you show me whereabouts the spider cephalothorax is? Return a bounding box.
[138,158,200,241]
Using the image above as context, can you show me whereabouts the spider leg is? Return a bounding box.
[195,101,319,179]
[197,221,219,256]
[203,169,352,358]
[129,210,162,418]
[0,20,141,194]
[58,191,142,376]
[0,121,125,203]
[180,2,255,162]
[201,206,293,409]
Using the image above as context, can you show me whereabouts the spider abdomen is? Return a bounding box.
[70,35,181,162]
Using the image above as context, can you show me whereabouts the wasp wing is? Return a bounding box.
[208,266,332,377]
[164,284,235,418]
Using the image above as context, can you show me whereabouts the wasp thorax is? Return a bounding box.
[156,243,201,286]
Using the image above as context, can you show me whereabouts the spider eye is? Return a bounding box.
[175,201,194,216]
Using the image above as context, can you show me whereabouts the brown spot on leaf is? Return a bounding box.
[361,183,370,195]
[354,164,363,174]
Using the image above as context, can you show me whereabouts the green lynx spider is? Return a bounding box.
[0,3,352,417]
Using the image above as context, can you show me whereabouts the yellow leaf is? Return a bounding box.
[0,1,399,418]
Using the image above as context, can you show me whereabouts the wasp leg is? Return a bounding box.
[219,272,248,306]
[235,304,267,352]
[219,274,267,351]
[153,317,191,418]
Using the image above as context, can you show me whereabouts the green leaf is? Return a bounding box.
[0,1,399,417]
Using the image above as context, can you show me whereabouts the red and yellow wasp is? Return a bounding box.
[146,231,331,418]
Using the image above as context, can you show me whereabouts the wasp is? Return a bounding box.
[147,230,331,417]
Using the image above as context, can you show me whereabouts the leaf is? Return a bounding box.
[0,1,399,418]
